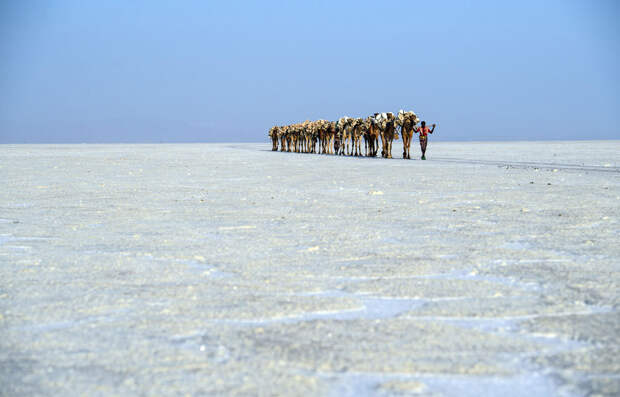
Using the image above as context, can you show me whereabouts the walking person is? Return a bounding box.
[414,121,436,160]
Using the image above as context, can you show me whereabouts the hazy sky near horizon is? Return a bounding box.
[1,0,618,143]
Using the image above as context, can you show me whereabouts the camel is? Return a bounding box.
[299,121,311,153]
[313,120,325,154]
[300,124,308,153]
[359,119,370,156]
[366,115,380,157]
[326,121,337,154]
[351,118,366,156]
[336,117,353,155]
[315,120,332,154]
[268,126,280,151]
[296,123,306,153]
[376,112,398,159]
[296,125,304,153]
[302,120,318,153]
[363,120,370,156]
[309,123,318,153]
[279,126,288,152]
[333,129,341,154]
[396,110,420,159]
[285,126,294,152]
[296,125,303,153]
[290,125,299,152]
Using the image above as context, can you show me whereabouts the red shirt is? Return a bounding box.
[419,126,431,137]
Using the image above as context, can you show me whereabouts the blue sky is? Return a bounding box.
[1,0,618,143]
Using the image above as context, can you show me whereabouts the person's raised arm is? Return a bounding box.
[413,125,419,133]
[430,123,436,133]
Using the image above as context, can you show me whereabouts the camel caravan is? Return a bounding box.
[268,110,428,159]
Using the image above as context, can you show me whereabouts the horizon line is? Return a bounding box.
[1,138,619,145]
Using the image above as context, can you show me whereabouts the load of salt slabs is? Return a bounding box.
[396,109,420,127]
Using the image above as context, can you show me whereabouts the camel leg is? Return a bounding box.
[382,133,387,157]
[408,134,412,158]
[407,135,411,158]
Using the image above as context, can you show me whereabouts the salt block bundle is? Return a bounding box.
[374,112,395,130]
[337,116,352,131]
[396,109,420,127]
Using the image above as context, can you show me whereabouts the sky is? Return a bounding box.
[0,0,618,143]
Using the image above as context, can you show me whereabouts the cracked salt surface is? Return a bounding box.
[1,142,619,396]
[216,293,425,325]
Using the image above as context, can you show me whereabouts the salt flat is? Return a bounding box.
[1,141,619,396]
